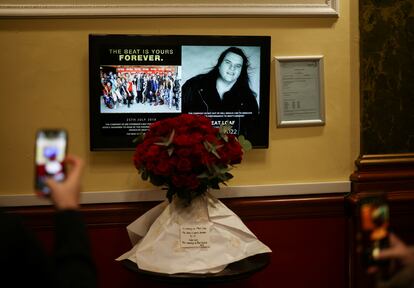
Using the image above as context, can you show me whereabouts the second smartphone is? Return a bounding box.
[34,129,67,196]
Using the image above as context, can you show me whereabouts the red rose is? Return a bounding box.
[173,134,193,146]
[172,174,200,190]
[146,144,161,158]
[176,158,192,172]
[186,174,200,190]
[227,142,243,164]
[154,160,172,176]
[171,174,186,188]
[175,148,192,157]
[205,132,220,144]
[201,152,217,166]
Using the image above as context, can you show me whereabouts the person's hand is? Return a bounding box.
[45,155,84,210]
[371,234,414,288]
[375,233,414,266]
[367,233,414,275]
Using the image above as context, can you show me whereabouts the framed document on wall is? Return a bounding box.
[89,34,270,150]
[275,56,325,127]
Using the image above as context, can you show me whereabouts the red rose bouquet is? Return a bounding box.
[133,114,251,203]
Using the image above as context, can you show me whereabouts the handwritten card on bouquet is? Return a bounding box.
[180,224,210,248]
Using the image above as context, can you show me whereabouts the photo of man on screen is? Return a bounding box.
[182,45,260,139]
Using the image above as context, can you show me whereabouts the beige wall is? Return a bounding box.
[0,0,359,196]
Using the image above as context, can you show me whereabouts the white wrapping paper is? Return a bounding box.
[116,192,271,274]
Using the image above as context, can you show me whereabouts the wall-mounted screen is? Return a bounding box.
[89,34,270,150]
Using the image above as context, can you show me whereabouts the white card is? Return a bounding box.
[180,224,210,248]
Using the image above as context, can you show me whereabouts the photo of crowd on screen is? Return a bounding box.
[100,65,182,114]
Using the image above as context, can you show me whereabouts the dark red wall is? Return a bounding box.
[10,194,346,288]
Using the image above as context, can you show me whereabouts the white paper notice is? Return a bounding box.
[180,224,210,248]
[279,60,321,121]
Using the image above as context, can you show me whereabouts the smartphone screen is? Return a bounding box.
[359,194,390,268]
[35,130,67,196]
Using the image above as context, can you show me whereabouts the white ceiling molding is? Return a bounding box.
[0,1,339,17]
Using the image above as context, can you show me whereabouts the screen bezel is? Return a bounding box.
[89,34,270,150]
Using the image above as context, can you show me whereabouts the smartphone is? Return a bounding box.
[358,193,391,277]
[35,129,67,196]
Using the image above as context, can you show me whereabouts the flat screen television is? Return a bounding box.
[89,34,270,150]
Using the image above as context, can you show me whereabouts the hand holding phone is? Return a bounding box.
[35,129,67,196]
[46,155,83,210]
[376,233,414,265]
[359,193,391,279]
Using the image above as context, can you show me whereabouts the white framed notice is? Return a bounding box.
[275,56,325,127]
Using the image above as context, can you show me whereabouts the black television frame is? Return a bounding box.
[89,34,270,150]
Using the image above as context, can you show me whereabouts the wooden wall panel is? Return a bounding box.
[348,156,414,288]
[6,193,346,288]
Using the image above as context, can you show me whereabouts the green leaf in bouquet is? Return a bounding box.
[218,172,229,181]
[208,164,219,177]
[166,189,174,203]
[155,129,175,147]
[223,172,234,181]
[211,164,230,176]
[237,135,252,152]
[150,174,165,186]
[203,141,222,159]
[197,171,210,178]
[133,133,145,144]
[141,170,149,181]
[167,147,174,157]
[210,179,220,190]
[219,123,232,142]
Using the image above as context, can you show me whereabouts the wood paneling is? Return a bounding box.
[348,155,414,288]
[5,193,346,288]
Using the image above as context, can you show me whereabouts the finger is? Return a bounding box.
[44,177,59,191]
[65,154,82,168]
[389,233,404,246]
[377,247,404,260]
[65,155,84,180]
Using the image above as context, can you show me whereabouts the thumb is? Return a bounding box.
[377,247,401,260]
[44,177,59,192]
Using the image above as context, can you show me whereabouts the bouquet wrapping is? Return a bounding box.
[117,192,271,274]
